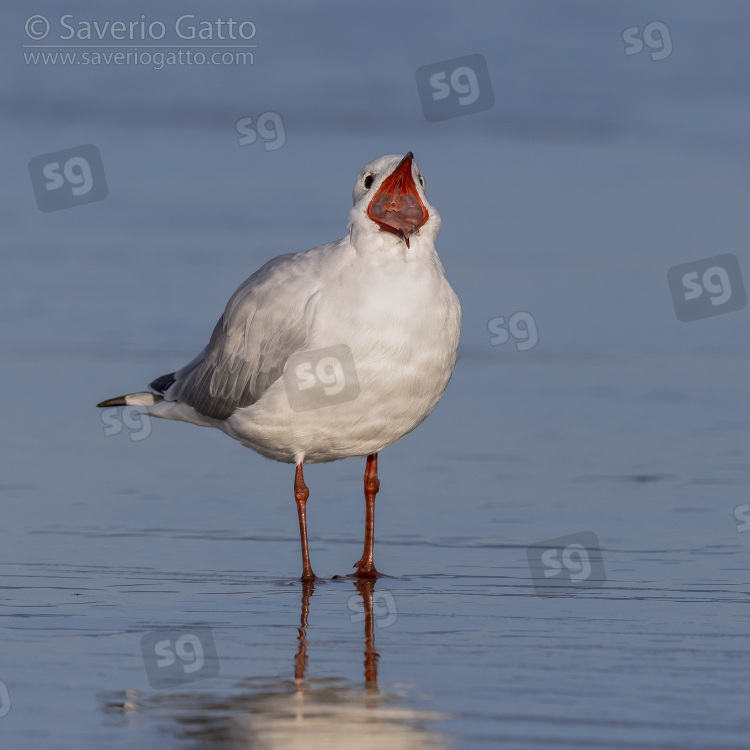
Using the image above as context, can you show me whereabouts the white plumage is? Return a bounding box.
[99,153,460,579]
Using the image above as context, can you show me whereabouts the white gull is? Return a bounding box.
[98,152,461,580]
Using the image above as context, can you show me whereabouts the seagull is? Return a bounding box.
[97,152,461,581]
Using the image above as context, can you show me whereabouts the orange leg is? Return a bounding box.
[294,462,316,581]
[353,453,382,578]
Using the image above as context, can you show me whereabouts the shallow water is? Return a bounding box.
[4,1,750,747]
[4,347,750,748]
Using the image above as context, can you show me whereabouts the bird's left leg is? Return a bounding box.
[353,453,383,578]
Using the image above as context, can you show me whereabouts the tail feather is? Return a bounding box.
[96,392,162,408]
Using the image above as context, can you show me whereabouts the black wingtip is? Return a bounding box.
[97,396,128,408]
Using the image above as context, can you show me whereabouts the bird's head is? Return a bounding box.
[349,153,440,251]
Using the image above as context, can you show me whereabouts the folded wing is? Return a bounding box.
[154,251,322,421]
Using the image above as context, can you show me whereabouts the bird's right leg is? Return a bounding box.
[294,462,317,581]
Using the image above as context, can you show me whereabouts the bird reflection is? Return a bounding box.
[101,580,448,749]
[293,579,314,683]
[357,579,380,689]
[295,579,379,688]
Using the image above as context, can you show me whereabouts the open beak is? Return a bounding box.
[366,152,428,247]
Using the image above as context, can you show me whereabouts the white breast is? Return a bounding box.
[224,237,461,463]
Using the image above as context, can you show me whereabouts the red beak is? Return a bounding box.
[366,152,428,247]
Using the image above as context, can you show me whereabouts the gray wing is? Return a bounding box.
[157,251,321,421]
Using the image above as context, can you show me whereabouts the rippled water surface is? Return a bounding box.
[3,1,750,748]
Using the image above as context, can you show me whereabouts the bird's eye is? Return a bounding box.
[418,174,425,187]
[363,174,374,190]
